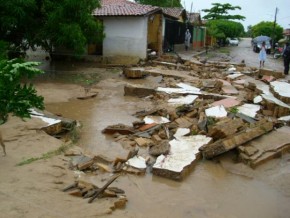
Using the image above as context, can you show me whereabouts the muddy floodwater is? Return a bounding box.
[36,55,290,218]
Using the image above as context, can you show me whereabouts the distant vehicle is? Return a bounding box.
[228,38,239,46]
[252,36,271,54]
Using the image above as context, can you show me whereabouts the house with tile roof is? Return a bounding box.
[92,0,162,60]
[187,12,206,48]
[161,7,193,51]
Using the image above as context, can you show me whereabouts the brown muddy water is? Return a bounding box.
[37,60,290,218]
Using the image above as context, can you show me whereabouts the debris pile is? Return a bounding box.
[62,54,290,211]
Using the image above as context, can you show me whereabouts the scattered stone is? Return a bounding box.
[124,84,156,97]
[259,68,284,79]
[123,67,147,78]
[200,119,273,159]
[208,118,244,140]
[149,140,170,156]
[238,126,290,168]
[135,137,152,147]
[102,124,136,135]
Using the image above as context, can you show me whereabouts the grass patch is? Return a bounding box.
[16,142,74,166]
[69,73,101,86]
[218,47,230,55]
[16,125,81,166]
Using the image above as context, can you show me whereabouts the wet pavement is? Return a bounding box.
[32,45,290,218]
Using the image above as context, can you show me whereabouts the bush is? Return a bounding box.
[0,59,44,124]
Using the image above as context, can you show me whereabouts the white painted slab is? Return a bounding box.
[278,115,290,121]
[156,87,196,94]
[168,95,198,105]
[270,81,290,98]
[205,105,227,118]
[153,135,212,172]
[227,73,243,79]
[237,104,261,118]
[126,156,147,170]
[261,94,290,109]
[176,83,201,94]
[253,95,263,104]
[29,109,61,126]
[144,116,170,124]
[173,128,190,139]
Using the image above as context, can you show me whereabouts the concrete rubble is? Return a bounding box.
[96,54,290,182]
[63,52,290,211]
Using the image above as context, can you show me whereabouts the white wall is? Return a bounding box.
[103,17,148,59]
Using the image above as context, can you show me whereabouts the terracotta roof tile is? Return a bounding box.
[93,0,160,16]
[188,12,201,24]
[162,7,184,19]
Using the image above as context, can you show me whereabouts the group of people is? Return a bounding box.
[259,41,290,75]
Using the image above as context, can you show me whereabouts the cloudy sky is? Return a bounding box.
[182,0,290,29]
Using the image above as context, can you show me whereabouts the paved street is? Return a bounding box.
[229,38,284,72]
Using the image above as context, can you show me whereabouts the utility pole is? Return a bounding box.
[272,7,278,52]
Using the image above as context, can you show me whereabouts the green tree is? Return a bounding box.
[0,0,104,57]
[251,21,283,42]
[245,25,253,37]
[206,20,244,39]
[135,0,181,7]
[0,59,44,124]
[202,3,245,20]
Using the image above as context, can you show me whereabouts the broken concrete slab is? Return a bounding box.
[200,119,274,159]
[219,79,239,95]
[238,126,290,168]
[211,98,241,108]
[261,75,275,83]
[205,105,227,118]
[227,73,243,80]
[123,67,148,78]
[270,81,290,104]
[208,118,244,140]
[168,95,198,105]
[173,128,190,139]
[124,84,156,97]
[144,116,170,124]
[253,95,263,104]
[259,68,284,79]
[237,104,261,118]
[102,124,136,135]
[30,108,77,135]
[152,135,212,181]
[125,156,147,172]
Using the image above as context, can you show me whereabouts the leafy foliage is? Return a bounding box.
[202,3,245,20]
[206,20,244,39]
[251,21,283,42]
[0,0,104,56]
[0,59,44,123]
[135,0,181,7]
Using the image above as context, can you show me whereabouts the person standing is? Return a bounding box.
[184,29,191,51]
[258,41,267,68]
[282,42,290,75]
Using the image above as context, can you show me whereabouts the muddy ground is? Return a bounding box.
[1,39,290,218]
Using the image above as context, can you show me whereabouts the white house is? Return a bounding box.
[92,0,162,59]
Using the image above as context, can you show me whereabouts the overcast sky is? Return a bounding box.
[181,0,290,30]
